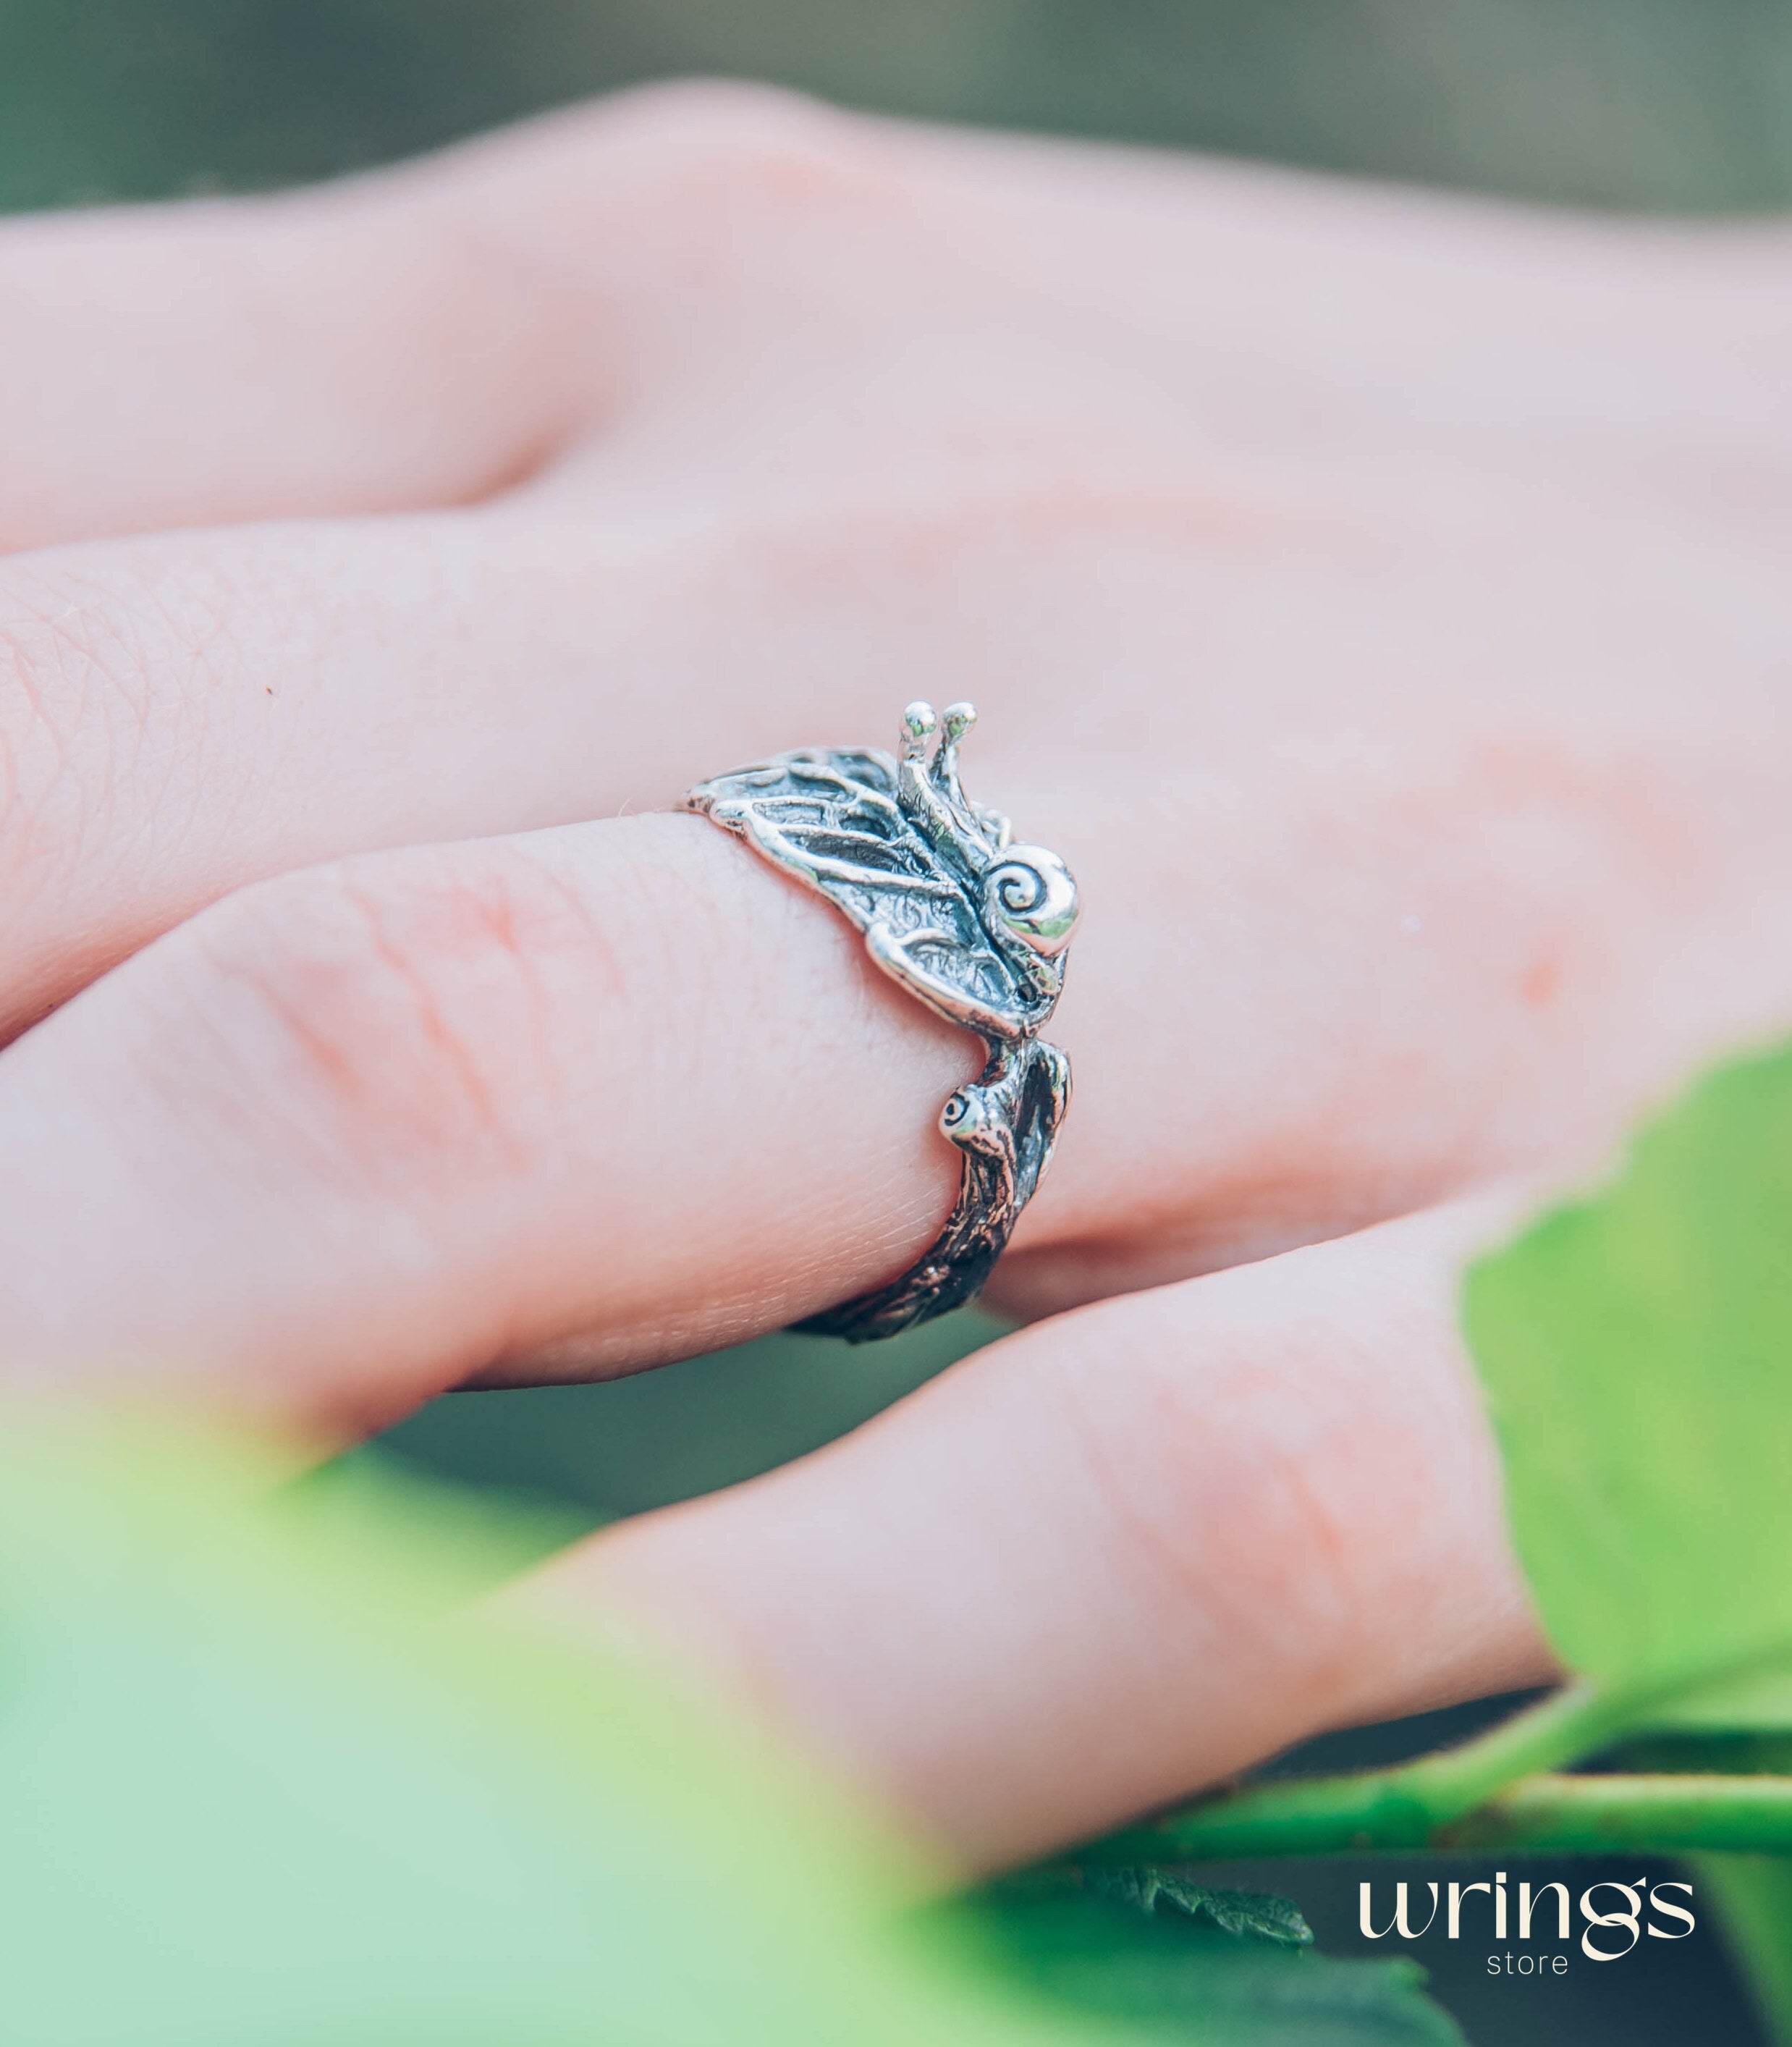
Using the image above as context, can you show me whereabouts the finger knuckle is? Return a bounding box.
[165,845,610,1189]
[588,76,846,163]
[550,77,892,228]
[1040,1293,1366,1679]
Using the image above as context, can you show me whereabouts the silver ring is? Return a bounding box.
[684,701,1079,1341]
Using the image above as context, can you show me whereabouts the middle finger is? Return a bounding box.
[0,502,908,1039]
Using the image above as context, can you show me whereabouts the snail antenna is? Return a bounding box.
[933,701,980,830]
[900,701,938,766]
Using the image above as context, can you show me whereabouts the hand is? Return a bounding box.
[3,83,1790,1865]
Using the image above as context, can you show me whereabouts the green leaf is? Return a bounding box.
[1653,1666,1792,1733]
[1696,1856,1792,2047]
[1462,1039,1792,1712]
[1069,1869,1312,1946]
[963,1888,1466,2046]
[0,1413,1170,2047]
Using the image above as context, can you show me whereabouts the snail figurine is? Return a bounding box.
[685,700,1078,1341]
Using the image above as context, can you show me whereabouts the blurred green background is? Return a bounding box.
[4,0,1792,212]
[4,5,1785,2041]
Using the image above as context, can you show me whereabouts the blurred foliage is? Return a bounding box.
[963,1886,1466,2046]
[1458,1039,1792,2035]
[0,1411,1463,2046]
[1464,1041,1792,1711]
[4,0,1792,214]
[1697,1860,1792,2046]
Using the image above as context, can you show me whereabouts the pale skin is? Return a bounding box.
[4,81,1792,1870]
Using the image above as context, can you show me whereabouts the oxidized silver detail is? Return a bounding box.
[684,701,1078,1341]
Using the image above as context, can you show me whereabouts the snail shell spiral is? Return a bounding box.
[984,844,1080,958]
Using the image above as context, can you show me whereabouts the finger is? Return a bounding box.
[0,77,979,1034]
[0,659,1778,1441]
[527,1200,1554,1870]
[0,80,857,552]
[0,138,586,554]
[0,500,884,1039]
[0,812,978,1427]
[12,77,1791,1252]
[7,493,1788,1406]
